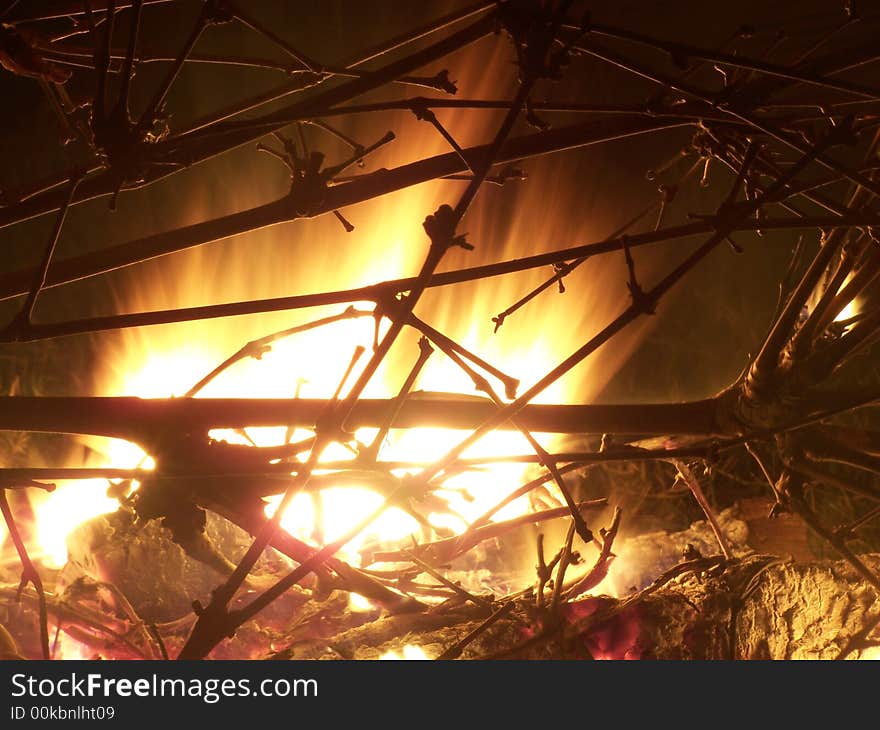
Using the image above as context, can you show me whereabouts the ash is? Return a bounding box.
[604,507,750,597]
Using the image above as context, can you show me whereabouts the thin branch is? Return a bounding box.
[409,142,824,491]
[436,601,516,659]
[549,519,577,614]
[400,549,493,609]
[15,209,880,341]
[782,471,880,593]
[185,306,373,397]
[361,336,433,462]
[563,506,622,599]
[368,499,606,566]
[585,23,880,101]
[132,5,210,140]
[0,489,50,660]
[3,175,81,338]
[672,460,733,559]
[224,1,318,72]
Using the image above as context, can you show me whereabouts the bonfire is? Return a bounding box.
[1,0,880,661]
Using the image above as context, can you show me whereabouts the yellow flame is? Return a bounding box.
[348,592,374,612]
[32,480,118,568]
[386,427,550,525]
[834,298,858,323]
[29,38,650,586]
[264,487,420,563]
[380,644,429,660]
[832,273,859,323]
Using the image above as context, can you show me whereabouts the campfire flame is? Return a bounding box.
[380,644,430,660]
[27,39,650,610]
[33,480,119,569]
[835,296,858,323]
[833,269,860,324]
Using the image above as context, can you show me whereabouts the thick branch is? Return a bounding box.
[0,117,690,300]
[5,0,172,21]
[0,12,498,229]
[0,395,724,443]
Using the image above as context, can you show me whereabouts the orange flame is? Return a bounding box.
[31,38,651,595]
